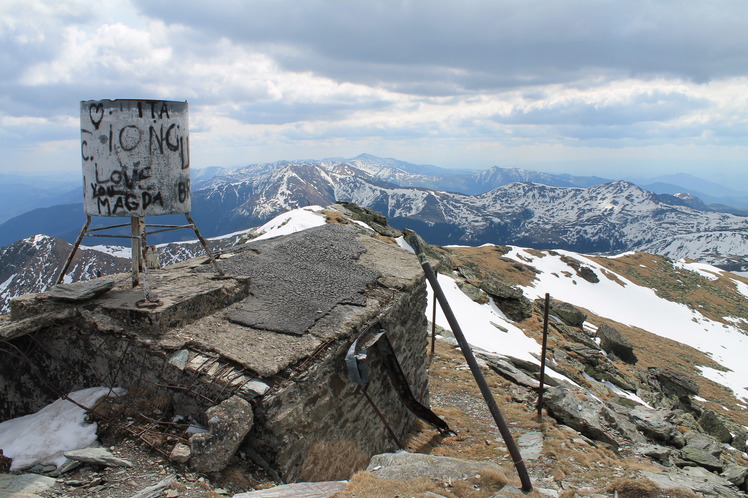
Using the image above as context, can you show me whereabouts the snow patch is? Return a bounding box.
[425,273,541,364]
[504,246,748,403]
[248,206,327,242]
[395,236,415,254]
[0,387,125,471]
[729,277,748,299]
[674,259,723,281]
[85,244,131,259]
[582,372,651,408]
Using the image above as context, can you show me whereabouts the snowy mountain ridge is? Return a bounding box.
[190,159,748,267]
[0,231,246,314]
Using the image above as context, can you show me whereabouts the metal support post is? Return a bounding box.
[407,232,533,492]
[185,213,224,276]
[56,215,92,284]
[431,289,437,356]
[537,293,550,419]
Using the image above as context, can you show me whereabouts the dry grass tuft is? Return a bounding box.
[444,246,538,288]
[606,477,699,498]
[333,472,438,498]
[335,467,528,498]
[322,209,351,225]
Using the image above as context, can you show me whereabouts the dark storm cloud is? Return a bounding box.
[132,0,748,92]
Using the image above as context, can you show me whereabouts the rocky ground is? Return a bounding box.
[2,334,745,497]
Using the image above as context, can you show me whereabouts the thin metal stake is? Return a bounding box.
[537,293,550,419]
[131,217,141,287]
[431,283,437,356]
[185,212,224,276]
[407,232,533,492]
[56,215,92,284]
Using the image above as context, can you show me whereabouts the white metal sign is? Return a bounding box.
[81,99,191,217]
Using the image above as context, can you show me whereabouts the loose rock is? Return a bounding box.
[190,395,254,473]
[596,323,637,364]
[169,442,191,464]
[63,447,133,468]
[547,299,587,327]
[699,409,733,444]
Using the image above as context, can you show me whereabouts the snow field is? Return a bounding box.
[504,247,748,403]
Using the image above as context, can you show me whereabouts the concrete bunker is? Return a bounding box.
[0,222,434,481]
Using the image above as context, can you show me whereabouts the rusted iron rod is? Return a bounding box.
[431,290,437,356]
[407,233,533,492]
[57,215,92,284]
[362,388,404,449]
[185,212,224,276]
[537,293,550,419]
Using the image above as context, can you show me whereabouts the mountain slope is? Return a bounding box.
[0,235,131,313]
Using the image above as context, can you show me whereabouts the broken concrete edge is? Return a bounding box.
[6,272,252,335]
[0,307,80,341]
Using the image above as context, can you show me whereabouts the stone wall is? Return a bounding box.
[249,279,429,482]
[0,318,260,423]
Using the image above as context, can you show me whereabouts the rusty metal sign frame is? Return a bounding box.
[56,213,224,287]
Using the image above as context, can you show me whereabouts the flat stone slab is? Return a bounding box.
[63,447,133,467]
[233,481,347,497]
[223,225,380,336]
[0,473,57,497]
[96,270,251,332]
[518,431,544,460]
[8,268,251,335]
[367,452,503,482]
[48,279,114,302]
[161,226,423,377]
[640,467,735,496]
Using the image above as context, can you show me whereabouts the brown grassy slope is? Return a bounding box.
[442,246,748,424]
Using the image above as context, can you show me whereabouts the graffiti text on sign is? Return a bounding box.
[91,188,165,216]
[88,163,164,215]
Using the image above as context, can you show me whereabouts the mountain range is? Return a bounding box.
[2,154,748,278]
[0,232,245,314]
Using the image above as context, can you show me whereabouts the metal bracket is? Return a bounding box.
[345,326,453,437]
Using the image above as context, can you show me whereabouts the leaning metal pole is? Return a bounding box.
[407,233,533,492]
[56,215,92,284]
[536,293,551,419]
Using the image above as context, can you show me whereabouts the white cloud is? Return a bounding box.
[1,0,748,183]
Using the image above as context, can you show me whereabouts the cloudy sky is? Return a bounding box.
[2,0,748,187]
